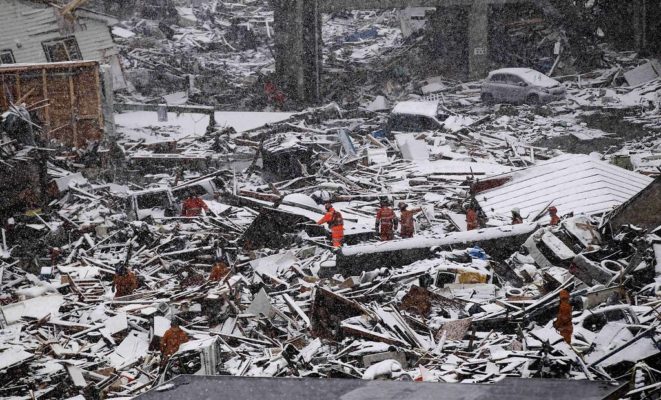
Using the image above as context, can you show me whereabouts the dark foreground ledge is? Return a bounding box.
[136,375,619,400]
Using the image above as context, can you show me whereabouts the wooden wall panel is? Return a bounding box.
[0,61,104,148]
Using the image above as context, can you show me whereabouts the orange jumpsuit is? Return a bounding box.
[160,325,189,360]
[317,207,344,247]
[549,211,561,226]
[113,271,138,298]
[466,208,478,231]
[553,289,573,344]
[400,208,422,238]
[376,207,398,241]
[209,261,230,282]
[181,197,208,217]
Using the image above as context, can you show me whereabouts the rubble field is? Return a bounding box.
[1,1,661,400]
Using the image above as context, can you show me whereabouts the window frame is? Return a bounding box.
[42,36,83,62]
[0,49,15,64]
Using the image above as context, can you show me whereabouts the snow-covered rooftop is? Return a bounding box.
[391,101,440,118]
[476,154,654,221]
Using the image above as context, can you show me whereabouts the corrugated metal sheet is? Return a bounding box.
[476,154,654,222]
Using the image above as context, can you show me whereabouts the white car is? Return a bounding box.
[480,68,566,105]
[384,100,448,137]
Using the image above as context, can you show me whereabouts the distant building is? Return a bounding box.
[0,0,126,89]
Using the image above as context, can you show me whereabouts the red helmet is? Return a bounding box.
[548,206,558,213]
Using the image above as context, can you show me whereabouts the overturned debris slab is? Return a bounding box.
[337,223,538,274]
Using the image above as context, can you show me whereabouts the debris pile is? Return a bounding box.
[1,90,661,399]
[0,1,660,399]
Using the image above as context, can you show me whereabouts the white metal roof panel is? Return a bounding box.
[476,154,654,221]
[391,101,439,118]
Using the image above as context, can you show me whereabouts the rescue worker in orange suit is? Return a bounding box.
[398,203,422,239]
[181,191,208,217]
[511,208,523,225]
[466,207,479,231]
[209,256,230,282]
[553,289,573,344]
[548,206,561,226]
[160,319,189,364]
[375,199,398,241]
[317,201,344,248]
[113,265,138,298]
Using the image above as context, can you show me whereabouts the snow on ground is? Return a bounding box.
[115,111,293,143]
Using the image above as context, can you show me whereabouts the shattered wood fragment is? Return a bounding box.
[310,287,367,340]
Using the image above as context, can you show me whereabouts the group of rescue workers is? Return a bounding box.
[112,191,571,363]
[465,203,561,230]
[315,198,424,248]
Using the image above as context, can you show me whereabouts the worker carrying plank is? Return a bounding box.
[398,203,422,238]
[375,198,398,241]
[553,289,573,344]
[181,190,208,217]
[317,201,344,248]
[112,264,138,298]
[160,318,189,364]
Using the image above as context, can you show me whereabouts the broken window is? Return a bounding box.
[506,75,524,85]
[489,74,506,82]
[136,192,171,209]
[0,49,15,64]
[42,37,83,62]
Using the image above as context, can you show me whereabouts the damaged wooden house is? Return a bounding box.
[0,0,126,89]
[0,0,126,147]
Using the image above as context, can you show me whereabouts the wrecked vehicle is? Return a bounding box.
[159,337,230,385]
[385,100,448,137]
[480,68,566,105]
[172,174,226,200]
[127,187,179,221]
[523,216,602,270]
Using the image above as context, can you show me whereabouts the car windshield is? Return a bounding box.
[520,70,559,87]
[137,191,171,209]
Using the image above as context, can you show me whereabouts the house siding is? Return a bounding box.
[0,0,118,65]
[0,1,59,63]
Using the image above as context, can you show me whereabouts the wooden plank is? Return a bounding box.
[0,60,99,73]
[42,68,51,139]
[15,74,21,102]
[68,71,77,147]
[94,65,103,131]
